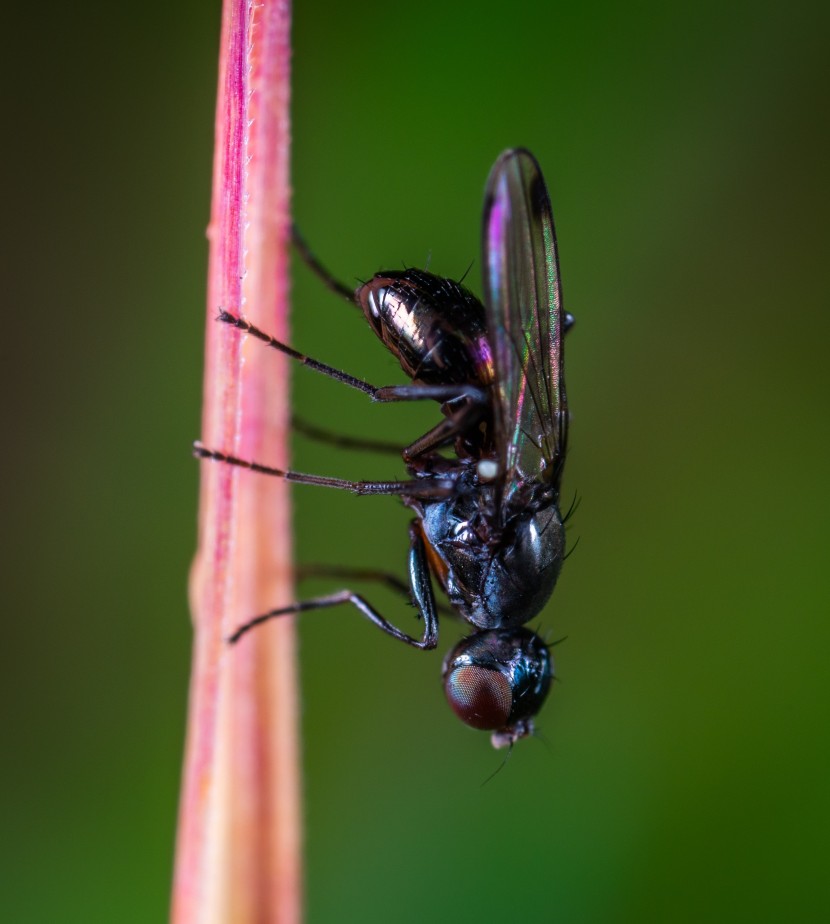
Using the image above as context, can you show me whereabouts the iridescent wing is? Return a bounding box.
[482,148,568,502]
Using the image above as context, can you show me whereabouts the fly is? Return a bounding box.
[195,149,573,748]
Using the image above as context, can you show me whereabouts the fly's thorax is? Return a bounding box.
[421,489,565,630]
[355,269,493,386]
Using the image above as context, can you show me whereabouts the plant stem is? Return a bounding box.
[172,2,300,922]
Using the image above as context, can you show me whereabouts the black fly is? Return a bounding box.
[195,149,573,748]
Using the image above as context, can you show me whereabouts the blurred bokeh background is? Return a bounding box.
[3,0,829,921]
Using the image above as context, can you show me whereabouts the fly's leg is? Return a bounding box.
[217,311,485,412]
[291,223,355,302]
[296,563,455,617]
[292,416,402,455]
[210,311,488,470]
[292,406,486,467]
[228,523,439,648]
[193,443,453,500]
[291,225,570,347]
[296,564,410,598]
[217,310,377,396]
[400,397,488,461]
[373,383,489,461]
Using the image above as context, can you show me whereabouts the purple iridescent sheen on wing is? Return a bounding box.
[482,148,568,502]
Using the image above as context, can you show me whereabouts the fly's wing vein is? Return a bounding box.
[482,148,568,502]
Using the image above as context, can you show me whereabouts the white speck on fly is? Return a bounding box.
[477,460,499,482]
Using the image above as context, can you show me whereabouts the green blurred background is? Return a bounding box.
[3,0,829,921]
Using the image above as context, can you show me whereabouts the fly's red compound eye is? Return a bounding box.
[441,628,553,742]
[443,664,512,730]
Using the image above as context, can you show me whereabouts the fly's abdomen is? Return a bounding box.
[357,269,493,387]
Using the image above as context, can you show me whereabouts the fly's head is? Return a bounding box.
[442,627,552,748]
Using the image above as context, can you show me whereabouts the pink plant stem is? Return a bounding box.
[172,2,300,922]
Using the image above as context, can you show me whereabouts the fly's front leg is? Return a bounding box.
[228,522,439,649]
[406,521,439,644]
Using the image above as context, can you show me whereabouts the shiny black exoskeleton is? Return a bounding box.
[358,268,495,463]
[195,149,572,748]
[418,468,565,631]
[359,269,492,390]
